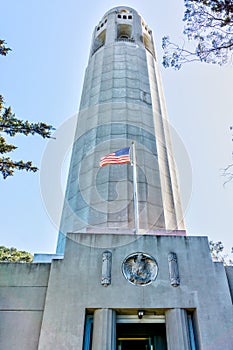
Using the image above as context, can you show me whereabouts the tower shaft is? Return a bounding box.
[57,7,184,252]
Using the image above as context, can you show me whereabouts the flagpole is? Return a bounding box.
[131,142,139,234]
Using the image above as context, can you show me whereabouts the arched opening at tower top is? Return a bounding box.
[93,29,106,54]
[119,9,129,13]
[117,24,132,40]
[143,33,155,56]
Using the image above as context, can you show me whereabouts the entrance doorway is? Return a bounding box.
[83,313,168,350]
[117,322,167,350]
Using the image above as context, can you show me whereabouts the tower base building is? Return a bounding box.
[0,6,233,350]
[0,233,233,349]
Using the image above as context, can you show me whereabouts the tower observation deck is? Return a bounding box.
[57,6,185,253]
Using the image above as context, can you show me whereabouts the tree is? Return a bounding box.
[0,40,54,179]
[221,164,233,185]
[0,39,11,56]
[162,0,233,69]
[209,240,233,265]
[220,125,233,185]
[0,246,33,262]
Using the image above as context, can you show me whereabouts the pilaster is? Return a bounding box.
[165,309,191,350]
[91,309,116,350]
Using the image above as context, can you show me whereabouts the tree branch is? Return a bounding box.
[0,40,11,56]
[0,157,38,179]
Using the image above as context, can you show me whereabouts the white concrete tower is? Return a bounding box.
[57,6,185,253]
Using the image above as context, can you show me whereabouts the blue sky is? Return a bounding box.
[1,1,233,254]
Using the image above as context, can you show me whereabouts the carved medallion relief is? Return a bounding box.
[122,252,158,286]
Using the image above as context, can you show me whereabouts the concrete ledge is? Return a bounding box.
[86,227,186,236]
[33,254,64,263]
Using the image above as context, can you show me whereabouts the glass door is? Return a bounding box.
[116,323,167,350]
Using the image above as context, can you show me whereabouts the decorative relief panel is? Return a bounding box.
[122,252,158,286]
[101,251,112,287]
[168,252,180,287]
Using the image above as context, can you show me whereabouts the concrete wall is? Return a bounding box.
[0,263,50,350]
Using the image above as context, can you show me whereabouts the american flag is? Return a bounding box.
[99,147,131,167]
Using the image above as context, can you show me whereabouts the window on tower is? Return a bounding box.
[117,24,133,41]
[92,29,106,55]
[117,13,133,21]
[143,33,155,58]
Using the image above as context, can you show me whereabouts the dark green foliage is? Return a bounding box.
[0,246,33,262]
[1,105,53,139]
[0,41,55,178]
[162,0,233,69]
[0,135,17,154]
[0,156,38,179]
[0,40,11,56]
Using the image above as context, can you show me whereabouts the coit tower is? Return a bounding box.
[2,7,232,350]
[57,6,185,253]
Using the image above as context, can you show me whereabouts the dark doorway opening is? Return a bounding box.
[117,323,167,350]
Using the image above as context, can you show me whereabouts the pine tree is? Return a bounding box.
[0,40,54,178]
